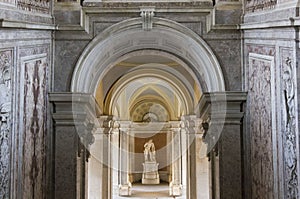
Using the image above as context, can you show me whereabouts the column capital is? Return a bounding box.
[97,115,119,129]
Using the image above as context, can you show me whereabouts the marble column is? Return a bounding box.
[118,121,132,196]
[49,93,100,199]
[169,123,183,196]
[198,92,247,199]
[96,115,115,199]
[181,115,198,199]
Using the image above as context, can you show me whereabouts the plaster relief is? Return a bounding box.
[17,0,50,14]
[280,48,299,199]
[245,0,277,13]
[249,53,274,199]
[0,49,13,199]
[0,0,15,5]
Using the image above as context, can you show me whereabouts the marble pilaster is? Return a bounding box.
[49,92,100,199]
[169,124,183,196]
[198,92,247,199]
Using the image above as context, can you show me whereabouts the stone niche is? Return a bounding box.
[132,131,169,183]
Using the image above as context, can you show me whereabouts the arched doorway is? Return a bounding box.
[70,17,225,199]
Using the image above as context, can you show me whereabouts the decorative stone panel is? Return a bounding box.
[0,0,15,5]
[248,53,275,199]
[280,48,299,199]
[17,0,50,14]
[21,55,48,199]
[15,45,50,199]
[245,0,277,13]
[0,49,13,199]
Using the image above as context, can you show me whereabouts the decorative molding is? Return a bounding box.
[240,17,300,30]
[280,49,299,198]
[49,92,102,126]
[82,2,213,9]
[248,53,275,199]
[0,48,13,199]
[198,92,247,123]
[0,19,56,30]
[140,6,155,31]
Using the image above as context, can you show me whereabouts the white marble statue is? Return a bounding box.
[144,139,156,162]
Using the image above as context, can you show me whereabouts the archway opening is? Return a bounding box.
[71,17,225,199]
[89,52,205,198]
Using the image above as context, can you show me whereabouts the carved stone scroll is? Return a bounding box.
[281,51,299,198]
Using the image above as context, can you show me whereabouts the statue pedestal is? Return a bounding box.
[142,162,160,184]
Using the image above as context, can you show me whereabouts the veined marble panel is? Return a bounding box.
[0,48,13,199]
[280,48,299,199]
[248,53,275,199]
[20,54,48,199]
[15,45,49,199]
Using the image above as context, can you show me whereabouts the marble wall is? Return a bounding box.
[0,28,52,199]
[243,27,300,198]
[0,1,299,199]
[245,0,277,13]
[0,0,51,14]
[0,0,52,24]
[206,38,242,91]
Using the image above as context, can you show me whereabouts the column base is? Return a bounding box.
[169,183,182,196]
[119,184,132,196]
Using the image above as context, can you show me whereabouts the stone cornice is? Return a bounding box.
[49,92,101,125]
[197,92,247,124]
[240,17,300,30]
[82,1,213,10]
[0,19,56,30]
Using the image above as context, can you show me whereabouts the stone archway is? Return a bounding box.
[68,16,226,199]
[50,14,246,199]
[70,17,225,94]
